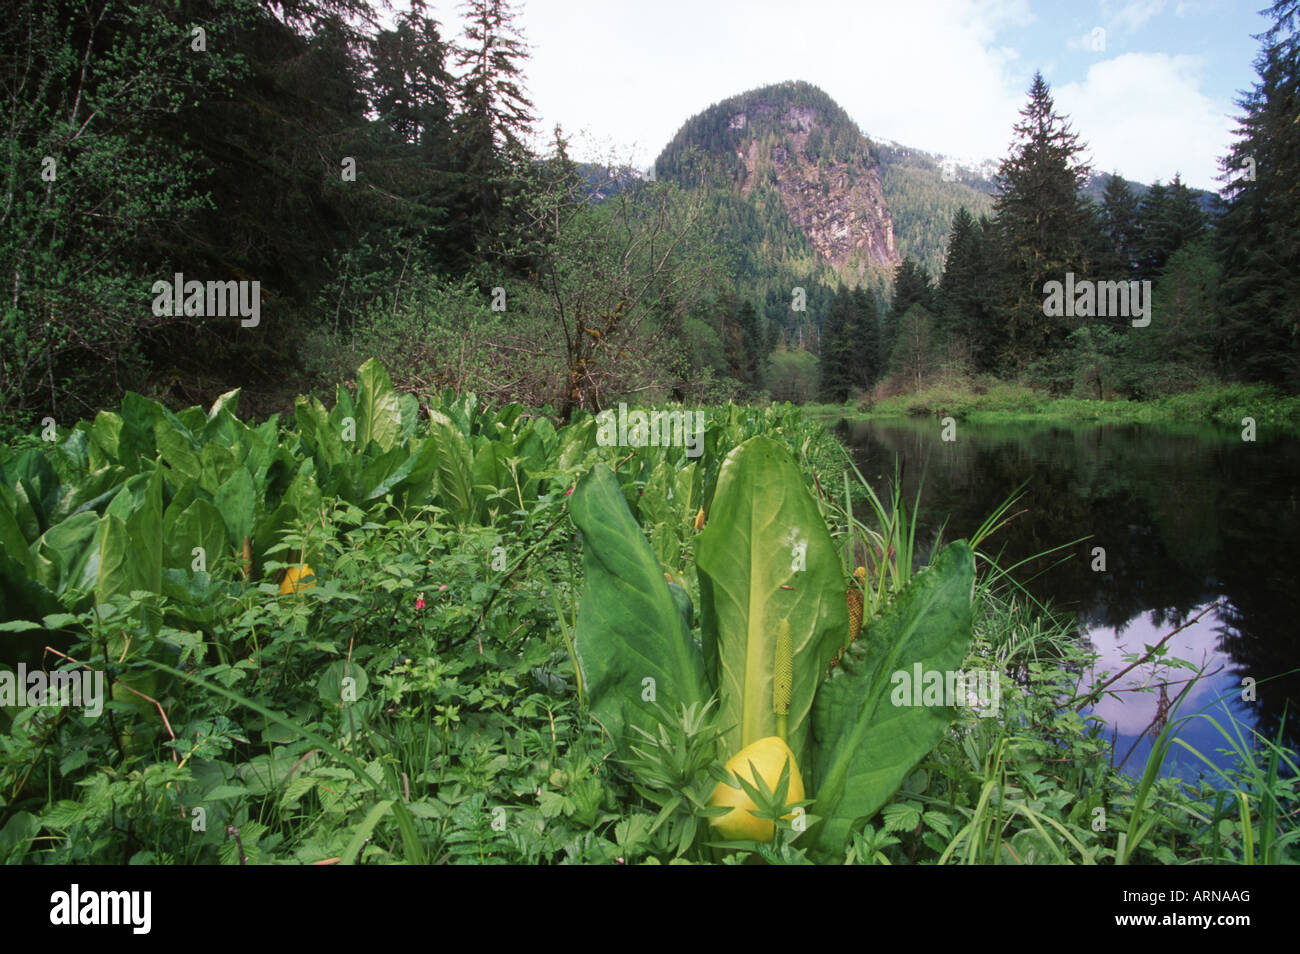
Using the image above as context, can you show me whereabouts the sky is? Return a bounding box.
[399,0,1275,192]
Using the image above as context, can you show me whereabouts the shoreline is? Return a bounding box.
[802,381,1300,434]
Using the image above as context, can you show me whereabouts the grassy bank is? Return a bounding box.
[806,381,1300,433]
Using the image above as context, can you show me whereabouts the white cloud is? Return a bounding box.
[1067,26,1110,52]
[1102,0,1168,33]
[1054,52,1233,189]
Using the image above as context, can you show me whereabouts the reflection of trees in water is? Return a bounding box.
[837,419,1300,753]
[1213,465,1300,752]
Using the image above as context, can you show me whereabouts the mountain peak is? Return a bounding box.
[655,81,900,277]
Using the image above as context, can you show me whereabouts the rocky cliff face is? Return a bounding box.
[655,82,900,281]
[732,104,898,274]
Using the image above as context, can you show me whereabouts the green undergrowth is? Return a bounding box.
[0,362,1294,864]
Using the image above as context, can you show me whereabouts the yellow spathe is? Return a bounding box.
[708,736,805,842]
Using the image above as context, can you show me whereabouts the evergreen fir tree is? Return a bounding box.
[453,0,535,253]
[893,256,935,316]
[1135,180,1169,279]
[1164,175,1209,255]
[1138,175,1206,278]
[851,285,882,388]
[886,256,933,373]
[716,294,766,388]
[992,71,1094,367]
[819,286,856,401]
[938,208,1004,373]
[735,299,765,387]
[1217,0,1300,386]
[370,7,455,150]
[1098,173,1141,279]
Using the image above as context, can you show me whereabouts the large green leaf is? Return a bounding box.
[103,473,151,521]
[556,416,595,473]
[397,392,420,444]
[523,416,557,461]
[294,395,345,470]
[371,436,437,508]
[175,405,207,435]
[119,392,160,464]
[696,435,846,770]
[438,391,474,439]
[200,396,242,449]
[470,440,511,519]
[330,381,356,444]
[674,461,701,517]
[9,449,59,535]
[240,420,277,482]
[33,511,100,594]
[427,410,474,523]
[215,468,256,549]
[637,458,676,529]
[124,467,163,595]
[95,515,138,605]
[355,358,401,452]
[570,464,709,751]
[809,540,975,857]
[284,468,322,520]
[163,498,229,575]
[51,426,90,478]
[3,477,39,543]
[89,411,123,468]
[51,464,128,523]
[0,551,62,622]
[513,422,548,474]
[0,490,35,573]
[153,406,201,482]
[198,442,238,496]
[358,447,408,502]
[207,387,241,421]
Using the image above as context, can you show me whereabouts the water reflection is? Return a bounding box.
[1081,601,1255,781]
[835,417,1300,777]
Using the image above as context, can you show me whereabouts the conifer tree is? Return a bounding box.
[886,256,932,372]
[1137,174,1206,278]
[992,71,1094,366]
[1164,175,1209,257]
[938,209,1004,372]
[1217,0,1300,386]
[892,257,935,317]
[851,285,882,388]
[819,286,856,401]
[1098,173,1141,279]
[716,294,766,388]
[453,0,535,252]
[370,7,454,149]
[735,300,766,387]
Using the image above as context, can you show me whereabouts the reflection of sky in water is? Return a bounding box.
[1080,601,1258,784]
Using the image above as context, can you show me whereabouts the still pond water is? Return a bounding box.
[835,417,1300,782]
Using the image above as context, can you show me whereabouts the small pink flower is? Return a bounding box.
[564,484,575,497]
[438,584,447,592]
[415,593,426,610]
